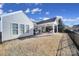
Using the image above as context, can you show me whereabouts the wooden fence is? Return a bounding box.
[65,29,79,50]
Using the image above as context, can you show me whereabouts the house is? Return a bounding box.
[34,16,64,34]
[72,24,79,31]
[0,11,34,42]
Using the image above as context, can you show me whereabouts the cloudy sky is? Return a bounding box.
[0,3,79,26]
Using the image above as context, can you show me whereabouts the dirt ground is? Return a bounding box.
[0,33,78,56]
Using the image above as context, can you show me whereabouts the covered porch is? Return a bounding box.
[38,24,59,33]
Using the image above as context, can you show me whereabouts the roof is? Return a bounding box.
[37,17,56,24]
[73,24,79,27]
[0,10,34,23]
[1,10,23,17]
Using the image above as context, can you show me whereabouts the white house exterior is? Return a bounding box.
[0,11,34,42]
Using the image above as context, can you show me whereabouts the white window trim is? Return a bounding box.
[12,23,18,35]
[26,25,29,33]
[20,24,25,34]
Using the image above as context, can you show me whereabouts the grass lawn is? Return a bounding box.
[0,33,65,56]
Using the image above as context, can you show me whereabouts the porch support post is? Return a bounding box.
[57,25,58,32]
[53,24,55,33]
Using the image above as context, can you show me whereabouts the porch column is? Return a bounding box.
[53,24,55,33]
[57,25,58,32]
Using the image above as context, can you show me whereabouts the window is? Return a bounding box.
[20,24,25,34]
[12,23,18,35]
[26,25,29,33]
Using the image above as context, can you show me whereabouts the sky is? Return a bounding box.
[0,3,79,26]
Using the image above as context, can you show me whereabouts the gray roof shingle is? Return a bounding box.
[37,17,56,24]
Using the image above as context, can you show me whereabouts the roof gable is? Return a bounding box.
[37,17,56,24]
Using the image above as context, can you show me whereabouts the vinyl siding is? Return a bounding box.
[1,11,34,42]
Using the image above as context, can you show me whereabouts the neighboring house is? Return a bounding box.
[72,25,79,31]
[0,11,34,42]
[34,16,64,34]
